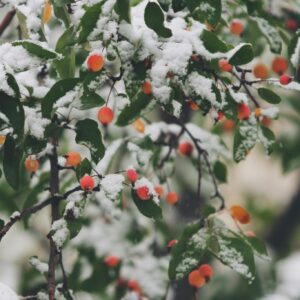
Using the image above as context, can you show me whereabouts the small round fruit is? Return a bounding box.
[218,59,232,72]
[230,205,251,224]
[230,19,244,36]
[221,119,235,132]
[65,151,81,167]
[285,19,298,32]
[98,107,114,126]
[178,142,193,156]
[25,156,39,173]
[191,54,200,62]
[142,81,152,95]
[166,192,179,205]
[132,118,145,133]
[272,57,288,75]
[198,264,213,282]
[262,116,271,127]
[187,100,199,110]
[80,174,95,191]
[87,53,105,72]
[237,103,251,120]
[167,239,178,248]
[279,74,292,85]
[0,135,6,145]
[136,186,151,201]
[253,64,268,79]
[104,255,120,267]
[154,185,164,198]
[254,108,262,118]
[43,0,52,23]
[127,169,138,183]
[127,280,142,294]
[217,111,224,121]
[188,270,205,288]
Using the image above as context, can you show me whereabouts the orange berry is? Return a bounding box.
[285,19,298,32]
[221,119,236,132]
[127,280,142,294]
[65,151,81,167]
[167,239,178,248]
[254,107,262,118]
[253,64,268,79]
[97,106,114,126]
[279,74,292,85]
[154,185,164,198]
[272,57,288,75]
[25,156,39,173]
[132,118,145,133]
[127,169,138,183]
[42,0,52,23]
[142,81,152,95]
[230,205,251,224]
[217,111,224,121]
[198,264,213,282]
[104,255,120,267]
[166,191,179,205]
[187,100,199,110]
[218,59,232,72]
[188,270,205,288]
[178,141,193,156]
[87,53,105,72]
[136,186,151,201]
[237,103,251,120]
[80,174,95,191]
[230,19,244,36]
[261,116,271,127]
[0,135,6,145]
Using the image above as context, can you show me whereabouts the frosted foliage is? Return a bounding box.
[175,228,208,280]
[127,142,152,167]
[0,282,18,300]
[29,257,48,274]
[291,38,300,69]
[51,219,69,250]
[0,64,15,96]
[101,174,125,201]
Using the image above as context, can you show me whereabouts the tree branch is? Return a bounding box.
[0,8,16,37]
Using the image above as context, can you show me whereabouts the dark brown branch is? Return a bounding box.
[0,8,16,37]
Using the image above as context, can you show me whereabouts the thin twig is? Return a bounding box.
[0,8,16,37]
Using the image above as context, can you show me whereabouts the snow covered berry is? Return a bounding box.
[98,107,114,126]
[65,151,81,167]
[136,186,151,201]
[25,156,39,173]
[80,174,95,191]
[87,53,105,72]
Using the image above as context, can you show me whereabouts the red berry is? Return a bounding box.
[188,270,205,288]
[104,255,120,267]
[253,63,268,79]
[237,103,251,120]
[154,185,164,198]
[25,156,39,173]
[167,239,178,248]
[136,186,151,201]
[166,192,179,205]
[87,53,104,72]
[217,111,224,121]
[198,264,213,282]
[97,106,114,125]
[127,169,138,183]
[230,19,244,35]
[218,59,232,72]
[178,141,193,156]
[142,81,152,95]
[272,57,288,75]
[127,280,142,294]
[285,19,298,32]
[279,74,292,85]
[80,174,95,191]
[65,151,81,167]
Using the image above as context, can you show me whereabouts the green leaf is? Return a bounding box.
[54,51,76,79]
[67,218,84,239]
[213,161,227,183]
[78,2,103,43]
[172,0,187,12]
[78,91,105,110]
[258,88,281,104]
[42,78,81,118]
[169,223,207,280]
[3,136,22,190]
[115,0,131,23]
[144,2,172,38]
[12,41,58,60]
[201,30,228,53]
[55,26,76,54]
[52,3,71,28]
[192,0,221,27]
[260,126,276,155]
[131,190,162,220]
[250,17,282,54]
[116,93,152,126]
[0,219,4,230]
[245,236,269,259]
[229,44,254,66]
[76,158,92,180]
[75,119,105,163]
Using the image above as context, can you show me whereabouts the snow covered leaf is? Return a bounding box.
[288,30,300,80]
[258,88,281,104]
[75,119,105,163]
[3,136,23,191]
[169,222,208,280]
[115,0,131,23]
[12,41,58,60]
[52,3,71,28]
[250,17,282,54]
[77,2,103,43]
[228,44,254,66]
[260,126,276,155]
[131,190,162,220]
[42,78,81,118]
[144,2,172,38]
[192,0,222,27]
[116,93,152,126]
[201,30,228,53]
[213,160,227,183]
[101,174,125,201]
[244,236,269,260]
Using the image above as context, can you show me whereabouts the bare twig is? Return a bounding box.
[0,8,16,37]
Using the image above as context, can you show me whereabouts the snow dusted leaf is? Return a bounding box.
[250,17,282,54]
[192,0,222,26]
[201,30,228,53]
[258,88,281,104]
[169,222,208,280]
[228,44,254,66]
[3,136,22,191]
[75,119,105,163]
[12,41,58,60]
[116,93,152,126]
[144,2,172,38]
[41,78,81,118]
[288,30,300,81]
[101,174,125,201]
[77,2,103,43]
[50,219,69,250]
[29,257,48,274]
[115,0,131,23]
[244,236,269,260]
[260,126,276,155]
